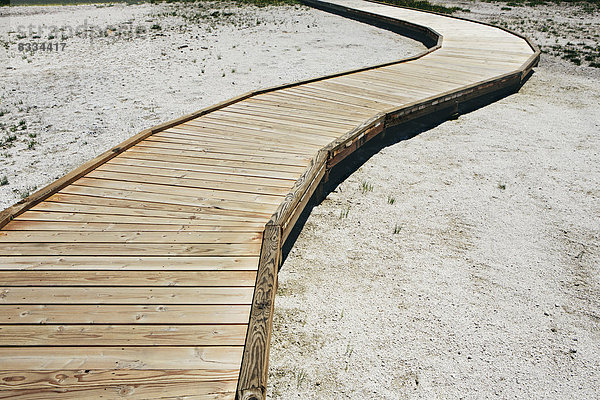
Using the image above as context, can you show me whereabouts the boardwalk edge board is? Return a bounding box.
[0,0,540,398]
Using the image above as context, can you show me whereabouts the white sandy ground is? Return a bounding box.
[267,2,600,399]
[0,1,598,399]
[0,1,423,208]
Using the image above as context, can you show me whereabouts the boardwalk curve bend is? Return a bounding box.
[0,1,539,399]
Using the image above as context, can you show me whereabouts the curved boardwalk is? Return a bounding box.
[0,1,538,399]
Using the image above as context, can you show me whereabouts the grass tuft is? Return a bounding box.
[339,205,350,219]
[378,0,468,14]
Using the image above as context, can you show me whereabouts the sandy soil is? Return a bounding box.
[0,1,423,208]
[267,2,600,399]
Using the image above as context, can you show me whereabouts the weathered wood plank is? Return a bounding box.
[236,224,281,400]
[0,231,262,244]
[0,305,251,324]
[0,347,243,370]
[0,370,237,400]
[0,256,259,271]
[2,220,262,232]
[1,243,261,257]
[0,271,257,286]
[0,325,247,346]
[0,287,254,304]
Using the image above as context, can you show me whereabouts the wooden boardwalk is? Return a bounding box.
[0,1,538,399]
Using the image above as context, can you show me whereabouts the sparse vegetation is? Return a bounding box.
[16,186,36,199]
[361,181,374,193]
[0,176,8,186]
[379,0,469,14]
[343,342,354,371]
[2,0,300,5]
[387,195,396,205]
[295,370,307,388]
[339,205,350,219]
[485,0,599,10]
[0,135,17,149]
[393,224,402,234]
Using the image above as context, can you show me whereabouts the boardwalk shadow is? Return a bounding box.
[280,78,532,265]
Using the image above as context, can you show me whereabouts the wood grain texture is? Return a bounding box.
[0,325,247,346]
[0,271,257,286]
[0,305,251,324]
[236,224,281,400]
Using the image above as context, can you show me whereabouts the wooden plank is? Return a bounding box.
[0,305,251,324]
[337,73,448,97]
[0,384,234,400]
[285,86,393,110]
[169,122,331,148]
[270,88,381,112]
[14,209,264,225]
[236,224,281,400]
[132,142,311,165]
[0,270,257,286]
[0,287,254,304]
[309,80,414,104]
[2,220,262,232]
[68,178,285,206]
[249,95,374,119]
[34,194,270,222]
[0,372,236,400]
[213,108,355,131]
[95,163,296,190]
[228,101,364,125]
[0,347,243,370]
[0,371,236,399]
[120,150,306,174]
[198,113,343,140]
[0,325,247,346]
[0,231,262,244]
[0,270,255,286]
[1,242,261,257]
[0,256,259,271]
[55,186,278,216]
[143,134,314,157]
[110,155,301,180]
